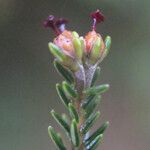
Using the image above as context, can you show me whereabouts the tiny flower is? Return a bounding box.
[44,15,68,35]
[90,9,105,31]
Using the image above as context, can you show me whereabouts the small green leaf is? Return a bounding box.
[70,119,80,147]
[62,113,70,125]
[91,67,101,86]
[105,36,111,54]
[85,121,109,144]
[48,42,65,62]
[48,126,67,150]
[85,96,101,119]
[80,111,100,134]
[84,84,109,96]
[62,81,77,98]
[56,83,70,108]
[51,110,70,135]
[68,103,79,123]
[54,60,74,84]
[82,95,96,109]
[85,134,103,150]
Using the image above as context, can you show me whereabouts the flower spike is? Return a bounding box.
[90,9,105,31]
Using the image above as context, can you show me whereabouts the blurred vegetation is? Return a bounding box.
[0,0,150,150]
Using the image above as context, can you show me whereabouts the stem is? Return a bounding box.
[73,63,97,150]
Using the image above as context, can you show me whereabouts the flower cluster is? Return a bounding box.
[44,10,111,71]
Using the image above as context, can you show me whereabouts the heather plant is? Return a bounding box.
[44,10,111,150]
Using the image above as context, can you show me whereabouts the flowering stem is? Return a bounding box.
[45,9,111,150]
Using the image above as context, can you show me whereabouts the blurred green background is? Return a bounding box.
[0,0,150,149]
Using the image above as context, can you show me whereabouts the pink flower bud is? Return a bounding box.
[54,30,75,57]
[85,30,105,54]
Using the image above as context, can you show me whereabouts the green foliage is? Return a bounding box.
[71,119,80,147]
[62,81,78,98]
[91,67,101,86]
[80,111,100,134]
[48,42,110,149]
[48,42,66,62]
[51,110,70,135]
[56,83,70,108]
[84,84,109,96]
[85,121,109,145]
[54,60,74,84]
[68,103,79,123]
[48,126,67,150]
[85,134,103,150]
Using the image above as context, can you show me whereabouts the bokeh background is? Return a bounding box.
[0,0,150,150]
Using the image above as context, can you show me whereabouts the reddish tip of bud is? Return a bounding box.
[90,9,105,31]
[43,15,68,36]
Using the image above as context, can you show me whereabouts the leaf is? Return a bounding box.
[105,36,111,54]
[54,60,74,84]
[84,84,109,96]
[85,121,109,144]
[48,42,65,62]
[56,83,70,108]
[85,96,101,119]
[48,126,67,150]
[51,110,70,135]
[62,81,77,98]
[68,103,79,123]
[80,111,100,134]
[82,95,101,110]
[85,134,103,150]
[70,119,80,147]
[56,83,70,106]
[62,113,70,125]
[91,67,101,86]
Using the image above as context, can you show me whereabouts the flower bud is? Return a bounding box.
[54,30,74,57]
[85,31,98,53]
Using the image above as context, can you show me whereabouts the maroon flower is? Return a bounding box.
[43,15,68,35]
[90,9,105,31]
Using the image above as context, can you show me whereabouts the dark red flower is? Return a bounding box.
[43,15,68,35]
[90,9,105,30]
